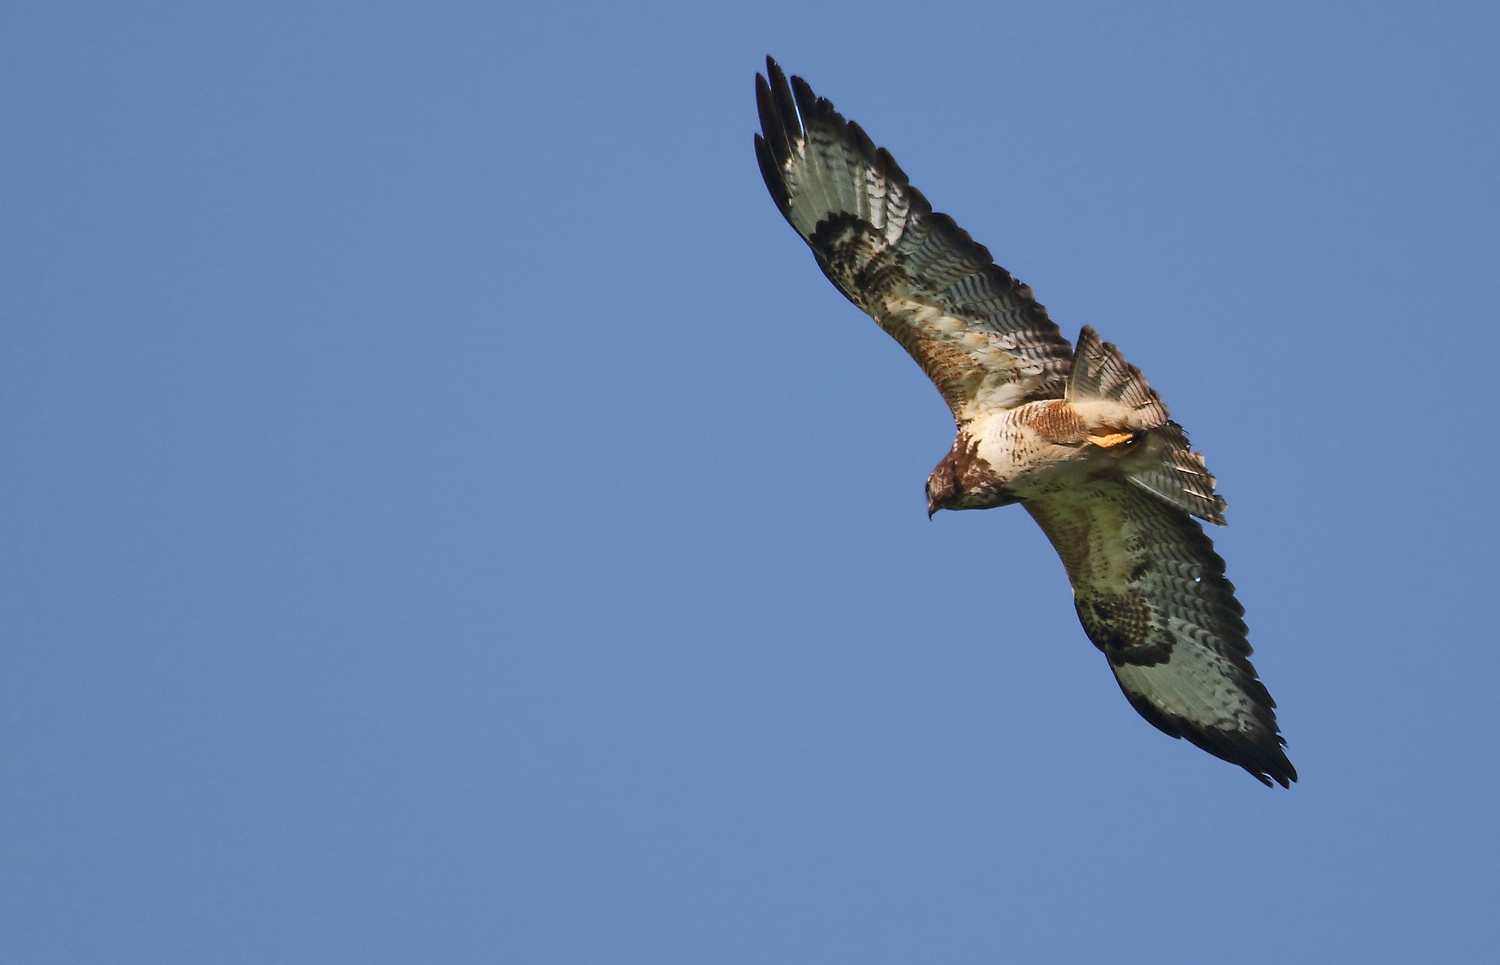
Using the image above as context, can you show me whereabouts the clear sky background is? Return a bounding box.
[4,2,1498,962]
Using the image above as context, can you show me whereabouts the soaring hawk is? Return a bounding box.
[755,57,1295,787]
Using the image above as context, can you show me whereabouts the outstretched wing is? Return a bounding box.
[755,57,1075,419]
[1025,480,1296,787]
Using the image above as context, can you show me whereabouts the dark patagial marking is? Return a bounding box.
[1075,591,1176,667]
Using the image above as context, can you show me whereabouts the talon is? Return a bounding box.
[1087,431,1134,448]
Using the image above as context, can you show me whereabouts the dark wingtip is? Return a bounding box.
[1256,766,1294,789]
[768,59,800,142]
[755,71,791,167]
[1244,740,1297,788]
[789,73,821,120]
[754,133,790,214]
[755,58,796,216]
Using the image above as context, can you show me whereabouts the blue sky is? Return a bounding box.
[4,2,1498,962]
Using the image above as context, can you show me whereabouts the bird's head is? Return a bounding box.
[925,456,961,519]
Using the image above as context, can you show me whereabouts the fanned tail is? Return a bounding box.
[1065,326,1168,423]
[1066,327,1227,526]
[1128,423,1228,525]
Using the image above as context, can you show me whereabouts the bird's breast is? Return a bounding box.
[969,405,1093,494]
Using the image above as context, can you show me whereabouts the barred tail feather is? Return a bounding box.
[1065,326,1167,424]
[1127,424,1229,525]
[1066,327,1226,525]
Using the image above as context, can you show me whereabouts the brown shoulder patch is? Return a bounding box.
[1026,399,1086,444]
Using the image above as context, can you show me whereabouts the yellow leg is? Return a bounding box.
[1087,431,1134,448]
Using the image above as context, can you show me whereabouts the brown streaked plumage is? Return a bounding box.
[755,57,1294,787]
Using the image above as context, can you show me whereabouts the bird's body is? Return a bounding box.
[931,396,1166,509]
[755,57,1296,787]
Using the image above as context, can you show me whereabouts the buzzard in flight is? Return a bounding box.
[755,58,1295,787]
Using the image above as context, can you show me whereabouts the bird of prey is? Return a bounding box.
[754,57,1295,787]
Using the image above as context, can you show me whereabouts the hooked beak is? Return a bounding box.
[927,500,937,520]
